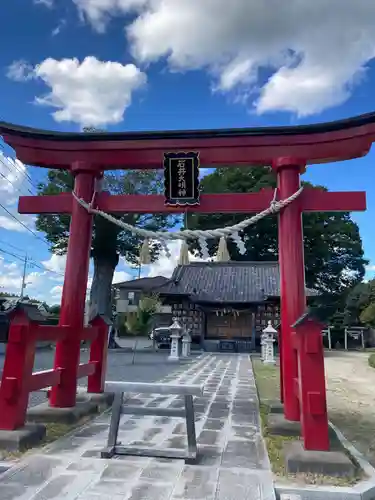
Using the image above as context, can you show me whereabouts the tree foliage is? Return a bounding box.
[36,169,177,317]
[344,279,375,327]
[36,169,176,263]
[186,166,367,318]
[125,293,161,336]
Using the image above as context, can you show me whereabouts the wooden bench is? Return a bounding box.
[101,381,204,463]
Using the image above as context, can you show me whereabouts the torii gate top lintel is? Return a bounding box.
[1,111,375,169]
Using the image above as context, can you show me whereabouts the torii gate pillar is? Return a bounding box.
[274,158,306,421]
[49,162,97,407]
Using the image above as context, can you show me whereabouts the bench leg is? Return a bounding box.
[184,394,197,463]
[101,392,123,459]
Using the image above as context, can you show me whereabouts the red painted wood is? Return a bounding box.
[49,165,96,408]
[87,317,109,394]
[295,319,330,451]
[34,325,68,342]
[18,193,72,214]
[301,190,366,212]
[0,311,36,430]
[28,368,62,393]
[9,136,372,169]
[77,362,96,379]
[277,162,305,422]
[277,325,284,404]
[80,325,99,342]
[18,189,366,215]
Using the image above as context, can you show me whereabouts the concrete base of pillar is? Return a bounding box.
[284,441,355,477]
[0,423,46,452]
[267,413,301,437]
[269,401,284,414]
[168,356,180,362]
[27,399,99,425]
[82,392,114,410]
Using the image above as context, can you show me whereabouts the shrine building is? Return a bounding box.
[115,261,317,352]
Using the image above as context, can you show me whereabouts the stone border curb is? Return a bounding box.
[275,421,375,500]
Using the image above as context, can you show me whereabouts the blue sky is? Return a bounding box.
[1,0,375,304]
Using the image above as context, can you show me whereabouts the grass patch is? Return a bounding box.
[0,408,109,462]
[368,353,375,368]
[252,357,363,487]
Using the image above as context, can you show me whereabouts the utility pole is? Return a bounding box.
[20,254,27,301]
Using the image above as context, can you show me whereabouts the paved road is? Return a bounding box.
[0,348,193,408]
[0,354,275,500]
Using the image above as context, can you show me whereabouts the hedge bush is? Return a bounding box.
[368,353,375,369]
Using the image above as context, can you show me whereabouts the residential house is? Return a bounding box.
[113,276,173,328]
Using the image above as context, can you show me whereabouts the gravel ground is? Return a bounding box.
[0,348,192,409]
[324,350,375,466]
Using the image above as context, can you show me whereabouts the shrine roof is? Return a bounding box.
[113,276,169,290]
[145,261,317,304]
[1,111,375,142]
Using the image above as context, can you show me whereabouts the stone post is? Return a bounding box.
[182,328,192,358]
[263,321,277,365]
[260,332,266,361]
[168,319,182,362]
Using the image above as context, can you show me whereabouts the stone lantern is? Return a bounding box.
[168,318,183,362]
[262,320,277,365]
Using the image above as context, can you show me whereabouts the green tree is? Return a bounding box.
[186,167,367,318]
[360,302,375,327]
[49,304,61,315]
[125,293,161,336]
[344,279,375,326]
[36,169,176,319]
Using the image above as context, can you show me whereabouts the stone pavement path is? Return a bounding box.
[1,350,193,409]
[0,354,275,500]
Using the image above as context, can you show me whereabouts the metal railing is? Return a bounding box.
[101,381,204,463]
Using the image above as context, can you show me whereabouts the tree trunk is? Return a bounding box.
[89,255,118,320]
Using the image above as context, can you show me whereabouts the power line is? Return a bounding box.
[0,246,64,277]
[28,260,65,277]
[0,146,39,193]
[0,201,50,246]
[0,156,37,196]
[0,246,25,262]
[0,169,35,199]
[0,238,26,254]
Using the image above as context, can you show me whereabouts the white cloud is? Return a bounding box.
[29,56,146,127]
[73,0,148,33]
[146,240,206,278]
[0,151,37,232]
[113,270,132,283]
[0,211,36,233]
[7,56,146,127]
[52,19,67,36]
[4,262,19,275]
[0,153,31,200]
[33,0,54,7]
[50,285,63,301]
[42,254,66,274]
[6,60,34,82]
[74,0,375,116]
[365,264,375,272]
[0,257,45,294]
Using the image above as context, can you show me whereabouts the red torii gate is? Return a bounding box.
[0,113,373,450]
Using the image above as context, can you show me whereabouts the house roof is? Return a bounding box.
[152,261,317,304]
[114,276,169,291]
